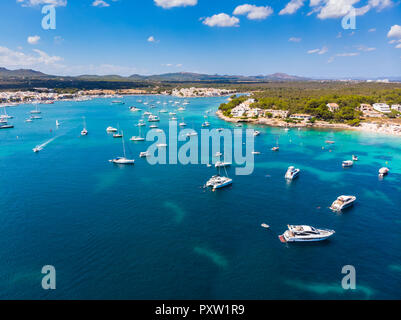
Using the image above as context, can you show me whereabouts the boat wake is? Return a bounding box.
[33,136,58,152]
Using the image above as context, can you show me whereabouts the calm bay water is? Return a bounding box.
[0,95,400,299]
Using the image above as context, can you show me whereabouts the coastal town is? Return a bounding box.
[0,87,235,106]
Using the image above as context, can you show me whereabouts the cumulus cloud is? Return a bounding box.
[154,0,197,9]
[147,36,159,43]
[27,35,40,45]
[279,0,305,15]
[388,25,401,38]
[233,4,273,20]
[289,37,302,42]
[311,0,393,19]
[202,13,240,27]
[92,0,110,7]
[307,46,328,54]
[17,0,67,6]
[0,46,63,68]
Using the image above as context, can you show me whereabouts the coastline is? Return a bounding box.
[215,110,401,137]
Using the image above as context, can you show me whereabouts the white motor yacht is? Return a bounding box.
[279,225,335,243]
[106,126,118,132]
[342,160,354,167]
[285,166,300,180]
[271,147,279,151]
[330,195,356,211]
[148,115,160,122]
[33,146,43,153]
[254,131,261,136]
[379,167,389,177]
[186,132,198,137]
[179,122,186,127]
[157,143,168,148]
[129,106,141,112]
[130,136,145,141]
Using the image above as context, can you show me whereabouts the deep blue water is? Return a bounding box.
[0,95,400,300]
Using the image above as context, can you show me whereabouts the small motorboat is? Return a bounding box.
[179,122,187,127]
[379,167,389,177]
[81,128,88,136]
[157,143,168,148]
[325,140,335,144]
[129,106,141,112]
[261,223,270,229]
[33,146,43,153]
[342,160,354,168]
[271,147,279,151]
[352,155,358,161]
[139,151,150,158]
[215,161,231,168]
[202,122,210,127]
[285,166,300,180]
[130,136,145,141]
[0,124,14,129]
[109,157,135,164]
[113,133,123,138]
[106,126,118,132]
[254,130,261,136]
[252,151,261,155]
[330,195,356,211]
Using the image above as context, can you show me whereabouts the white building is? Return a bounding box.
[391,104,401,112]
[326,103,339,112]
[290,114,312,121]
[373,103,391,113]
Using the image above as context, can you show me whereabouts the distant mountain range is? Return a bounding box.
[1,67,400,83]
[0,68,309,82]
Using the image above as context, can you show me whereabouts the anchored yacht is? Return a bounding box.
[139,151,150,158]
[254,130,261,136]
[206,175,232,190]
[215,161,231,168]
[279,225,335,243]
[330,195,356,211]
[109,131,134,165]
[285,166,300,180]
[342,160,354,167]
[379,167,389,177]
[129,106,141,112]
[106,126,117,133]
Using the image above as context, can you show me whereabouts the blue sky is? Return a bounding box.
[0,0,400,78]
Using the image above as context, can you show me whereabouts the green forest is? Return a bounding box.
[219,82,401,126]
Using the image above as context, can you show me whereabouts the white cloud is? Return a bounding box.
[233,4,273,20]
[92,0,109,7]
[0,46,63,68]
[357,45,376,51]
[289,37,302,42]
[17,0,67,6]
[336,52,360,56]
[388,25,401,38]
[147,36,159,43]
[307,46,328,54]
[368,28,376,32]
[202,13,240,27]
[310,0,393,19]
[279,0,305,15]
[154,0,197,9]
[27,35,40,45]
[396,43,401,49]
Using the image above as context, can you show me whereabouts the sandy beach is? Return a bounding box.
[216,110,401,137]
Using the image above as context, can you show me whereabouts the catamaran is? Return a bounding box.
[109,131,135,165]
[279,225,335,243]
[206,166,232,190]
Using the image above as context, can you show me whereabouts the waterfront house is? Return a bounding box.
[373,103,391,113]
[391,104,401,112]
[265,109,289,118]
[290,114,312,121]
[327,103,339,112]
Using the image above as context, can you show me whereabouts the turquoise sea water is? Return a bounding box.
[0,95,400,300]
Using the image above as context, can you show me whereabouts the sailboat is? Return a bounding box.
[109,131,135,164]
[1,106,13,119]
[130,125,145,141]
[30,104,41,114]
[113,124,123,138]
[179,117,186,127]
[81,117,88,136]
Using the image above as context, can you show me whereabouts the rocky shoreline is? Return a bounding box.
[215,110,401,137]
